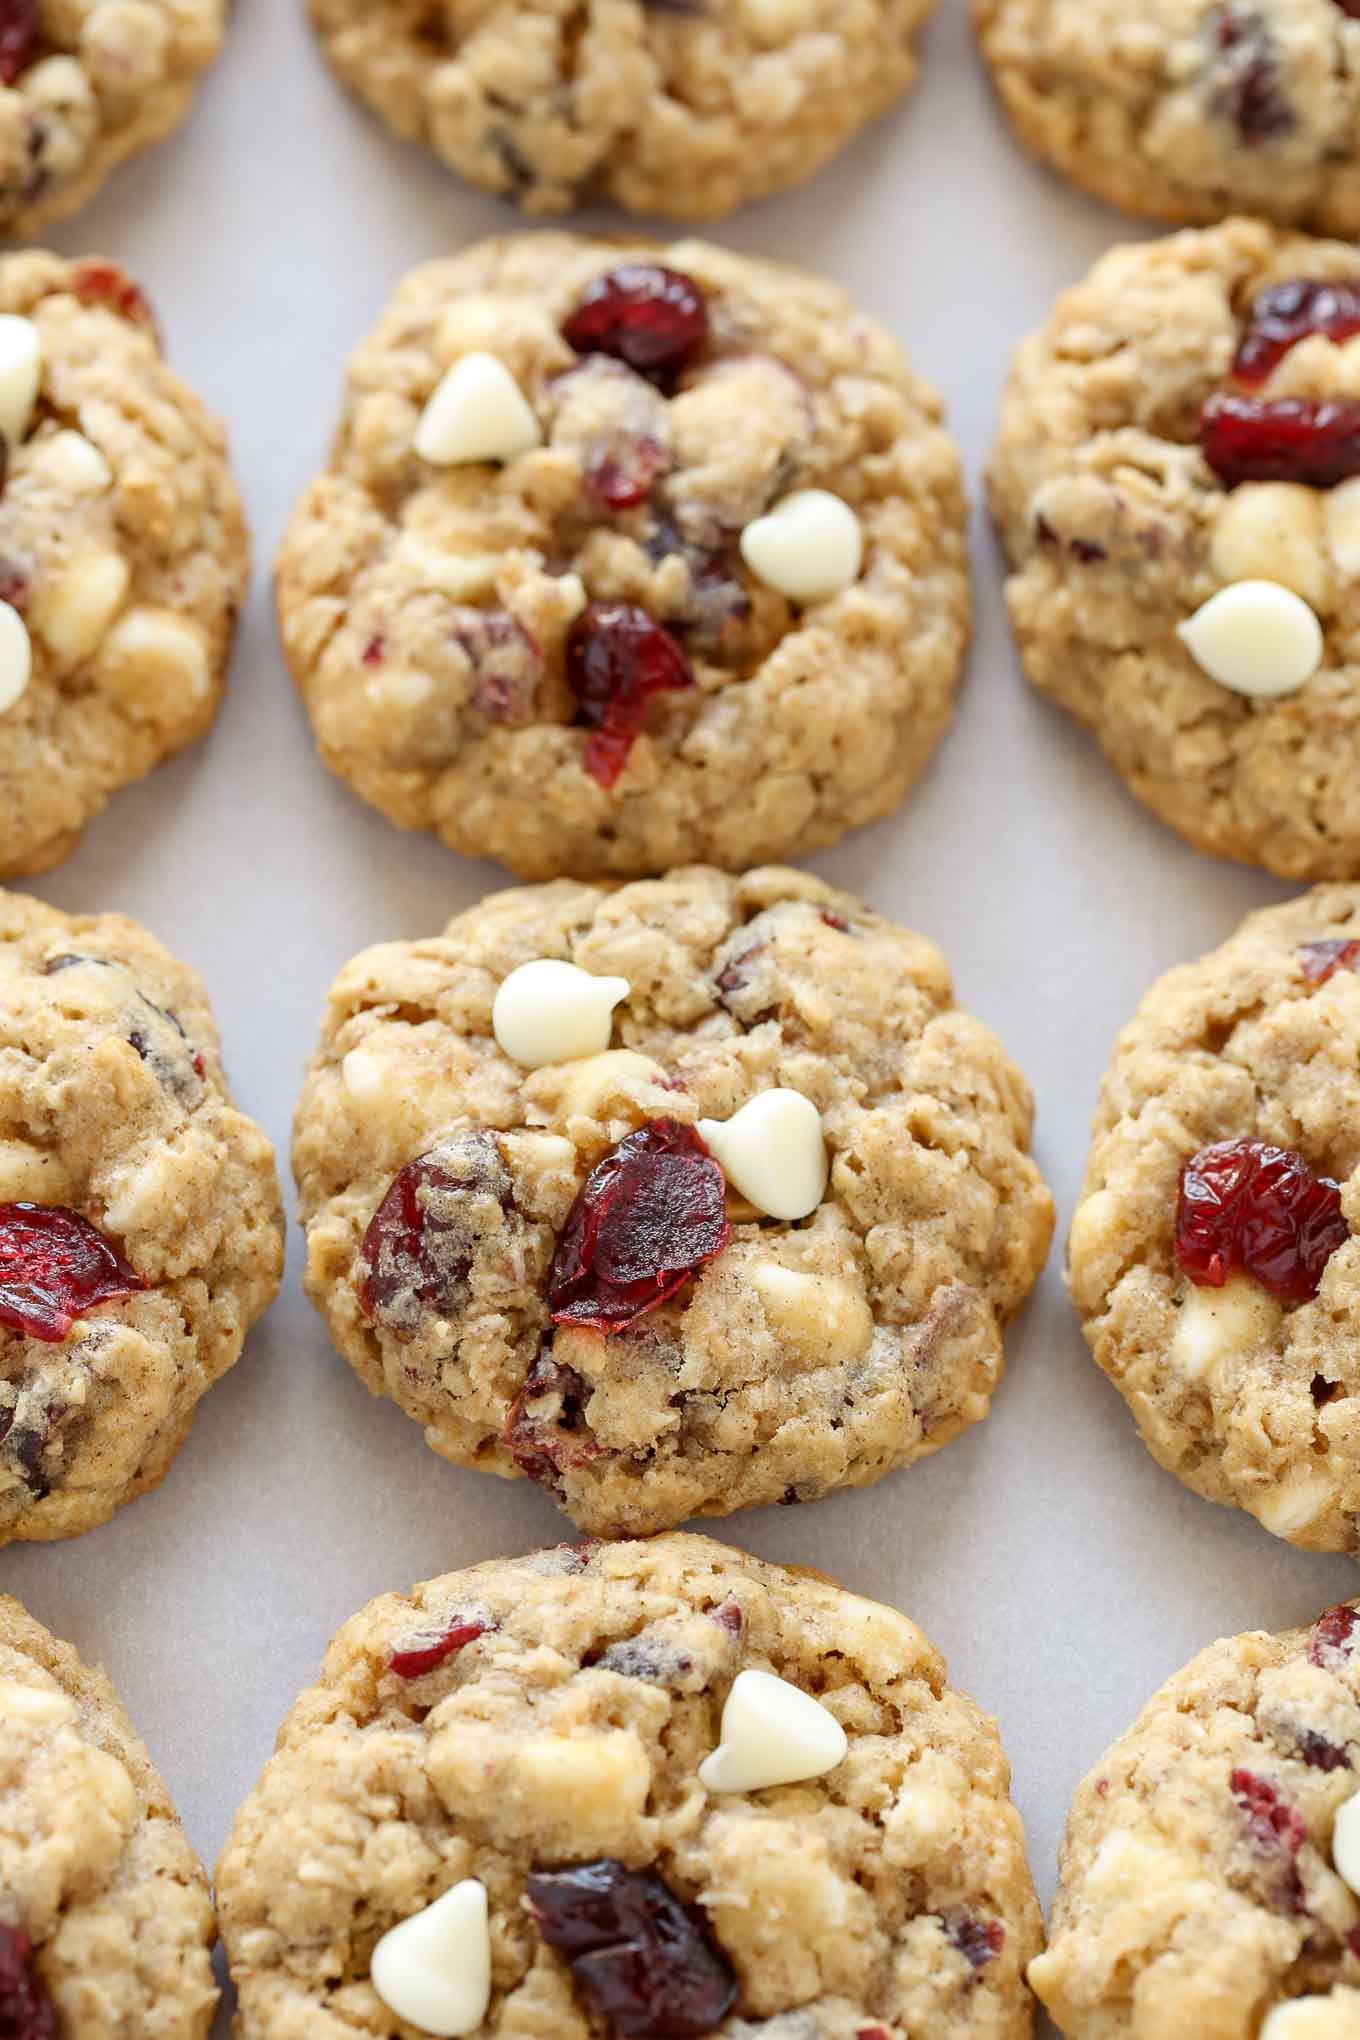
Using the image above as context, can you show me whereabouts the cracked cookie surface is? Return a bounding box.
[1032,1598,1360,2037]
[277,232,968,882]
[0,1593,217,2038]
[306,0,935,221]
[0,888,284,1544]
[216,1531,1042,2039]
[291,864,1054,1536]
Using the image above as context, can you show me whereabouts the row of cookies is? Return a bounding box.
[9,1536,1360,2037]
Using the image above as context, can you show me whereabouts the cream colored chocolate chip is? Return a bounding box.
[96,607,210,718]
[0,601,31,714]
[739,0,818,35]
[1327,476,1360,578]
[1171,1277,1281,1383]
[414,353,542,467]
[38,428,111,494]
[1178,580,1323,698]
[544,1048,667,1124]
[698,1668,847,1794]
[697,1090,828,1221]
[739,489,863,604]
[31,551,128,665]
[1334,1791,1360,1897]
[1252,1469,1335,1539]
[395,538,499,602]
[0,316,41,447]
[0,1677,77,1725]
[369,1880,491,2039]
[749,1261,872,1364]
[1262,1998,1359,2039]
[1210,484,1328,609]
[493,959,630,1069]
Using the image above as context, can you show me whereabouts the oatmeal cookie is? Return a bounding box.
[0,888,284,1545]
[291,864,1054,1537]
[992,217,1360,880]
[277,232,968,882]
[306,0,936,221]
[216,1532,1042,2040]
[976,0,1360,236]
[1067,884,1360,1552]
[1032,1597,1360,2038]
[0,1593,218,2038]
[0,251,248,879]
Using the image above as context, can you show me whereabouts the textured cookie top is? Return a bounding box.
[1069,883,1360,1552]
[0,1593,217,2039]
[0,889,283,1544]
[976,0,1360,236]
[307,0,934,221]
[0,0,222,236]
[277,232,968,881]
[292,864,1053,1536]
[0,252,247,878]
[1032,1598,1360,2037]
[216,1532,1042,2040]
[992,217,1360,880]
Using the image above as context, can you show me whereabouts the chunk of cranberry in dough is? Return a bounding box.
[356,1130,512,1339]
[1310,1604,1360,1667]
[389,1618,489,1679]
[0,0,36,86]
[1231,1768,1306,1909]
[562,265,709,392]
[1208,5,1294,144]
[502,1350,600,1492]
[1201,392,1360,488]
[66,261,155,332]
[945,1916,1005,1969]
[1234,278,1360,386]
[1299,938,1360,985]
[1295,1726,1352,1772]
[0,1923,57,2040]
[0,1204,143,1343]
[527,1858,738,2038]
[454,609,543,726]
[565,602,693,790]
[1175,1138,1349,1305]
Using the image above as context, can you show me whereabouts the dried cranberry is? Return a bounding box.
[945,1916,1005,1969]
[0,0,36,87]
[361,634,385,668]
[527,1859,737,2038]
[566,603,693,790]
[1336,0,1360,18]
[1175,1138,1348,1304]
[1234,278,1360,385]
[0,559,30,612]
[1299,937,1360,985]
[589,433,667,510]
[548,1120,729,1334]
[503,1351,600,1490]
[562,266,708,391]
[0,1204,143,1343]
[356,1131,511,1337]
[1310,1604,1360,1667]
[712,1599,744,1636]
[0,1923,56,2040]
[454,609,542,726]
[1295,1726,1352,1771]
[1231,1768,1306,1896]
[1201,392,1360,488]
[389,1618,488,1680]
[1209,5,1293,144]
[67,261,155,331]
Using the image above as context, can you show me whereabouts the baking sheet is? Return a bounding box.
[3,0,1355,2029]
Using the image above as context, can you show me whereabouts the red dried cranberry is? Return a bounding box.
[361,634,385,668]
[548,1120,729,1334]
[503,1351,600,1491]
[527,1859,737,2038]
[389,1618,488,1680]
[356,1131,512,1337]
[562,266,708,391]
[1209,5,1293,143]
[1299,937,1360,985]
[1295,1726,1352,1771]
[1350,1923,1360,1959]
[0,1922,57,2040]
[1201,392,1360,488]
[712,1599,743,1636]
[67,261,155,331]
[454,608,542,726]
[945,1916,1005,1969]
[589,433,667,510]
[1336,1,1360,18]
[0,559,30,611]
[856,2030,893,2040]
[1234,278,1360,385]
[1310,1604,1360,1666]
[566,603,693,790]
[1231,1768,1306,1894]
[0,0,36,87]
[1175,1138,1348,1304]
[0,1204,143,1343]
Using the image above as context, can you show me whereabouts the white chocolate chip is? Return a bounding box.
[0,316,41,448]
[96,607,209,717]
[369,1880,491,2039]
[739,0,818,35]
[1327,476,1360,578]
[0,600,31,714]
[0,1678,76,1725]
[1253,1470,1335,1539]
[38,428,110,494]
[535,1048,666,1125]
[749,1261,872,1363]
[31,550,128,665]
[739,489,863,604]
[1335,1792,1360,1897]
[493,959,630,1069]
[395,538,500,603]
[1178,580,1323,698]
[698,1668,847,1794]
[697,1090,828,1221]
[1262,1998,1360,2040]
[414,353,542,467]
[1210,484,1328,609]
[1171,1277,1281,1383]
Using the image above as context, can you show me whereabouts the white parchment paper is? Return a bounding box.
[2,2,1354,2029]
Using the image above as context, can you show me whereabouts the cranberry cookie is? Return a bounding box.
[217,1532,1042,2040]
[992,218,1360,880]
[277,232,968,881]
[0,252,247,878]
[976,0,1360,235]
[306,0,936,221]
[292,864,1054,1536]
[1032,1597,1360,2038]
[1067,885,1360,1551]
[0,1593,217,2037]
[0,890,284,1545]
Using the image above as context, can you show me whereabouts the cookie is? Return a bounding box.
[1032,1597,1360,2038]
[991,217,1360,880]
[0,889,284,1544]
[0,1593,217,2037]
[306,0,935,221]
[1065,883,1360,1552]
[976,0,1360,236]
[217,1531,1043,2040]
[291,864,1054,1537]
[0,1,222,237]
[276,231,968,881]
[0,252,248,879]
